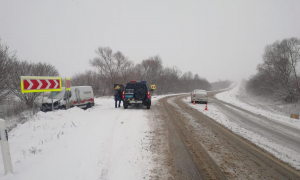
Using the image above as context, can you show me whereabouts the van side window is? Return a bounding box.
[64,91,72,99]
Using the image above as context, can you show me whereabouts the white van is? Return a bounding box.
[41,86,95,112]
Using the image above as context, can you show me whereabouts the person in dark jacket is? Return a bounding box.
[114,86,122,108]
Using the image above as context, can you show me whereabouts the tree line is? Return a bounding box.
[1,41,231,113]
[246,37,300,102]
[72,47,227,96]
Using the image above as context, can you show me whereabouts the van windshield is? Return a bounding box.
[195,90,206,93]
[49,90,65,99]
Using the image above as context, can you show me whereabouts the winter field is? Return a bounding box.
[1,84,300,179]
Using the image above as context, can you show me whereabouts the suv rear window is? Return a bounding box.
[125,83,147,90]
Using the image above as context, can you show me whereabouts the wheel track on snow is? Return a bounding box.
[160,96,227,180]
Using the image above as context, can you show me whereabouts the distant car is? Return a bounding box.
[123,81,153,109]
[41,86,94,112]
[190,89,208,104]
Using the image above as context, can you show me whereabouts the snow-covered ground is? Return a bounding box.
[180,83,300,170]
[0,96,165,179]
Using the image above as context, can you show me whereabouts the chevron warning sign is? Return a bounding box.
[65,78,71,90]
[21,76,62,93]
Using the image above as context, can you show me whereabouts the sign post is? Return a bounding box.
[0,119,13,174]
[32,94,35,115]
[51,92,54,111]
[65,78,71,109]
[21,76,62,112]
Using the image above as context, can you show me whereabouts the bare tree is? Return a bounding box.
[138,55,163,84]
[72,70,105,96]
[192,74,211,91]
[0,41,16,103]
[247,37,300,102]
[154,66,182,94]
[90,47,133,94]
[281,38,300,93]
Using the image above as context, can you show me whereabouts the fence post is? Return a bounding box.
[51,92,54,111]
[0,119,13,174]
[32,94,35,115]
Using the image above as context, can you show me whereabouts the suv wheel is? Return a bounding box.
[147,106,150,109]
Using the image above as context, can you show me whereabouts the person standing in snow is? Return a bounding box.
[114,85,122,108]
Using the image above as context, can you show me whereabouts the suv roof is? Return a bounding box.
[126,81,147,84]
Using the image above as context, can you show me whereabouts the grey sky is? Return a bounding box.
[1,0,300,82]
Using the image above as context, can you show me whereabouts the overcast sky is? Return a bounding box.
[1,0,300,82]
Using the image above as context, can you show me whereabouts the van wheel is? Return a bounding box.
[86,103,91,109]
[60,106,66,110]
[41,106,46,112]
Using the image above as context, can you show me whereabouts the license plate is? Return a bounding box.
[130,101,142,103]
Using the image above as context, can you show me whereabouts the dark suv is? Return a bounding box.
[123,81,152,109]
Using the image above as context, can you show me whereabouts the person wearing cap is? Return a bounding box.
[114,85,122,108]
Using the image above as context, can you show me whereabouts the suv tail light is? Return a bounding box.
[147,91,150,99]
[193,94,195,97]
[122,91,125,99]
